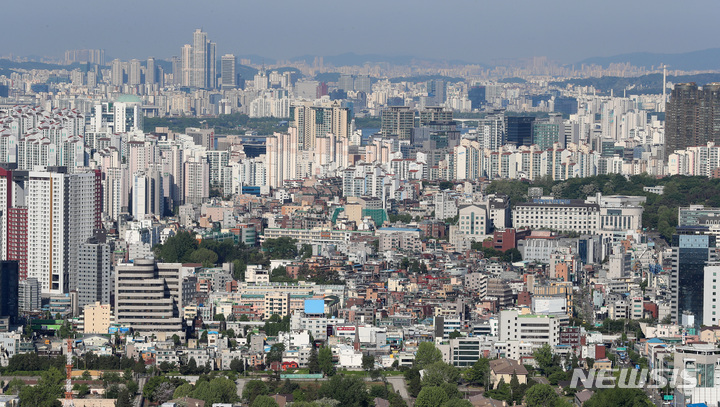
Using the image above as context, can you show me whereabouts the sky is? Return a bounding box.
[4,0,719,64]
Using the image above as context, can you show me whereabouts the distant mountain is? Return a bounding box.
[579,48,720,71]
[550,73,720,96]
[290,52,478,67]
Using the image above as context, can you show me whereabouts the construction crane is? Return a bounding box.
[64,339,74,407]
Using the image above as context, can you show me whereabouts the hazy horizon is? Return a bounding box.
[4,0,720,64]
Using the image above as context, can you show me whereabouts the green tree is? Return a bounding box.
[415,386,450,407]
[533,344,554,374]
[263,237,299,259]
[319,347,334,376]
[318,375,370,407]
[189,247,219,266]
[415,342,443,369]
[243,380,269,404]
[267,343,286,363]
[448,330,462,339]
[191,377,239,405]
[252,395,280,407]
[18,367,64,407]
[583,388,653,407]
[174,383,194,399]
[404,368,422,397]
[362,353,375,371]
[524,383,559,407]
[308,347,320,373]
[116,388,134,407]
[421,361,460,386]
[154,231,198,262]
[73,383,90,397]
[441,400,473,407]
[464,357,490,387]
[230,358,245,373]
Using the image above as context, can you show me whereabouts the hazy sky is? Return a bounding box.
[4,0,719,64]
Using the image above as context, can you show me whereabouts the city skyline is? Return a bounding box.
[3,0,719,65]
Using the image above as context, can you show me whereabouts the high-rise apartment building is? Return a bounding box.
[533,113,564,150]
[4,168,101,295]
[77,238,111,309]
[115,259,184,333]
[380,106,415,140]
[183,29,217,89]
[666,83,720,155]
[220,54,236,89]
[146,57,156,85]
[110,59,124,86]
[671,233,717,325]
[290,100,350,150]
[128,59,142,86]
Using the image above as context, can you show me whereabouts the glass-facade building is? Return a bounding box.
[671,234,717,325]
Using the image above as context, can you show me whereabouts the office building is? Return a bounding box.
[532,113,564,150]
[671,234,717,324]
[672,344,720,406]
[338,74,354,92]
[380,106,415,140]
[115,259,184,333]
[419,106,453,126]
[0,261,18,322]
[513,199,600,234]
[505,116,535,147]
[220,54,236,89]
[666,83,720,154]
[477,110,506,150]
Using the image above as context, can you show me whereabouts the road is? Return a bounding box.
[387,376,411,401]
[134,376,147,407]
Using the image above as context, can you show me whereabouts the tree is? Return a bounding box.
[230,358,245,373]
[189,247,219,266]
[533,344,554,374]
[524,383,558,407]
[243,380,269,404]
[415,386,450,407]
[174,383,194,399]
[362,353,375,371]
[152,382,176,404]
[133,359,146,374]
[318,375,370,407]
[583,388,653,407]
[421,361,460,387]
[19,367,64,407]
[308,347,320,373]
[192,377,241,405]
[404,368,422,397]
[464,357,490,387]
[441,400,472,407]
[154,231,198,262]
[448,330,462,339]
[267,343,286,364]
[319,347,334,376]
[263,237,299,259]
[252,395,280,407]
[214,313,226,322]
[73,383,90,397]
[116,388,134,407]
[415,342,443,369]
